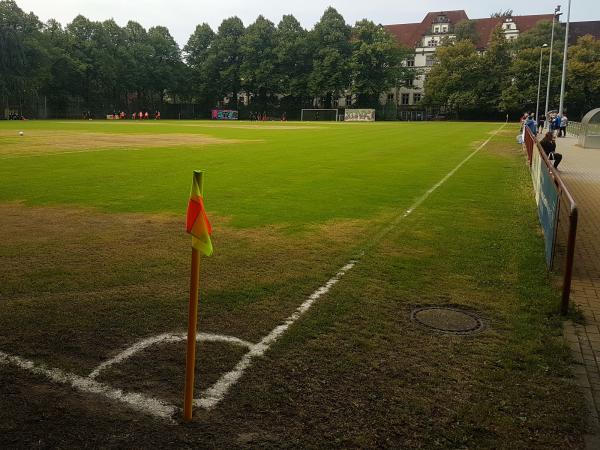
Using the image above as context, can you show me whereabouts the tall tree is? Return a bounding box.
[454,19,479,45]
[184,23,218,105]
[147,26,183,104]
[480,26,512,112]
[350,20,409,107]
[212,17,245,108]
[566,35,600,117]
[423,40,483,114]
[240,15,278,109]
[308,7,351,108]
[274,14,312,108]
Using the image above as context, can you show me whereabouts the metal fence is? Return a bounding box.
[567,121,583,137]
[523,126,578,314]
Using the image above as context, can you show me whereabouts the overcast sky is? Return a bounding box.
[15,0,600,47]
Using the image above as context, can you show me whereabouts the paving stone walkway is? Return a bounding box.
[555,135,600,449]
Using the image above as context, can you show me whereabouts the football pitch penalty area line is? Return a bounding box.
[193,122,508,410]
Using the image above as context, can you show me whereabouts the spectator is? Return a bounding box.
[560,114,568,137]
[538,114,545,131]
[539,131,562,169]
[553,114,562,136]
[525,114,537,136]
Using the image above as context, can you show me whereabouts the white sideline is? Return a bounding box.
[0,123,506,420]
[0,351,176,421]
[193,123,507,410]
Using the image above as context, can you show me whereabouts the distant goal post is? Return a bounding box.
[300,109,339,121]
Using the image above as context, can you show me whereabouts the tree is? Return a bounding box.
[308,7,351,108]
[454,20,479,45]
[212,17,245,108]
[566,35,600,117]
[490,10,514,18]
[240,15,278,109]
[274,14,312,109]
[184,23,218,106]
[423,40,483,114]
[0,0,49,114]
[350,20,409,107]
[479,26,512,112]
[147,26,183,104]
[500,21,566,114]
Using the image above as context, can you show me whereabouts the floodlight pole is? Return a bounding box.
[558,0,572,116]
[536,44,548,124]
[544,6,562,129]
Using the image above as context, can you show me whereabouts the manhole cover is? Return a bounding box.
[411,307,484,335]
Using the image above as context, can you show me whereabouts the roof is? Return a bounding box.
[384,11,555,49]
[569,21,600,43]
[472,15,554,49]
[385,10,468,48]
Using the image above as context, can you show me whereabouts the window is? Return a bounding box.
[406,78,414,87]
[434,26,439,33]
[346,95,352,106]
[387,93,395,102]
[401,93,410,105]
[406,58,415,67]
[428,39,438,47]
[425,54,436,66]
[413,93,422,103]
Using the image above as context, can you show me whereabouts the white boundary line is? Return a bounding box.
[0,123,506,420]
[193,123,507,410]
[0,350,177,421]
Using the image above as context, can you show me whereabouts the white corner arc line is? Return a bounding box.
[0,351,176,421]
[89,332,254,379]
[195,122,507,411]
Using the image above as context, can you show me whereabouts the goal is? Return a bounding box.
[300,109,339,121]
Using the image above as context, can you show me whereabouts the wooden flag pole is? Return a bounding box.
[183,247,200,421]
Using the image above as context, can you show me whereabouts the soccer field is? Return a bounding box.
[0,120,585,448]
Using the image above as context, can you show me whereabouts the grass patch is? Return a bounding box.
[0,120,585,448]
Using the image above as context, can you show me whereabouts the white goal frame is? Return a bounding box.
[300,109,339,121]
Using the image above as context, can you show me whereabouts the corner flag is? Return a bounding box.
[186,170,213,256]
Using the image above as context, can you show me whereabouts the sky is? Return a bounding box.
[15,0,600,47]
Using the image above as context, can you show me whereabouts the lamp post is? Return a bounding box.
[559,0,572,116]
[544,5,562,129]
[536,44,549,125]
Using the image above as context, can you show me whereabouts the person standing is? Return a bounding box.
[560,114,568,137]
[553,114,562,136]
[525,114,537,136]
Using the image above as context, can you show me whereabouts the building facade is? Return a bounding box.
[382,10,555,108]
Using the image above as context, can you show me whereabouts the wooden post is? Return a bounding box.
[183,247,200,421]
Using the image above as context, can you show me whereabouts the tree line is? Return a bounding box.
[424,20,600,120]
[0,1,414,118]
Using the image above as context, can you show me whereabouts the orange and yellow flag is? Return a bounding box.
[186,171,213,256]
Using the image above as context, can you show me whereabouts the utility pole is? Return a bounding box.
[558,0,572,116]
[544,5,562,128]
[536,44,548,123]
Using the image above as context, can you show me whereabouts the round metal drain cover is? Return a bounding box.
[411,307,484,335]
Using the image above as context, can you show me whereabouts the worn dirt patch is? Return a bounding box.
[0,202,373,373]
[0,132,247,158]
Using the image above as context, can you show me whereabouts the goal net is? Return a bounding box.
[301,109,339,121]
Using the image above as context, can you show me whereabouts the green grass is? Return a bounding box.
[1,120,496,227]
[0,120,586,448]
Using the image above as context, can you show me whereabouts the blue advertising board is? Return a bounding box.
[536,158,559,268]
